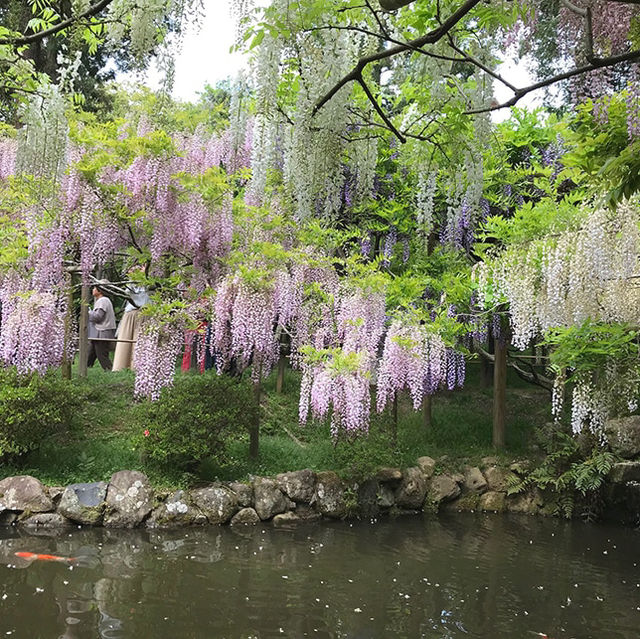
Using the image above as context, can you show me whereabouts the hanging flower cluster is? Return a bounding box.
[133,318,185,400]
[480,204,640,350]
[337,288,386,360]
[296,283,387,434]
[299,350,372,438]
[416,169,437,246]
[376,319,450,412]
[0,138,17,180]
[480,201,640,433]
[16,85,68,181]
[212,275,279,379]
[0,288,67,375]
[289,263,341,366]
[212,257,312,382]
[0,94,247,378]
[440,155,485,250]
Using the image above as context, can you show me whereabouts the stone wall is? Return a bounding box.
[1,455,638,529]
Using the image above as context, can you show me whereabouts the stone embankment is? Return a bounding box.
[1,452,638,528]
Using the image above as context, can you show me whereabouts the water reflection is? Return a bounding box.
[0,514,639,638]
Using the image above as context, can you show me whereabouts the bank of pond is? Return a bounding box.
[1,461,640,637]
[1,455,639,530]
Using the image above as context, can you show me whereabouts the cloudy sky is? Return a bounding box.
[143,5,249,100]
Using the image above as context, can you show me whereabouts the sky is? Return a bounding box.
[143,6,249,100]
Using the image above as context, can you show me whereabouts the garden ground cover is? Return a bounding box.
[0,360,550,488]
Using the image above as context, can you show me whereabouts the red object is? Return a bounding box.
[15,551,76,563]
[181,321,208,373]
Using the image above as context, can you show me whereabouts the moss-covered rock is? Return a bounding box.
[58,482,107,525]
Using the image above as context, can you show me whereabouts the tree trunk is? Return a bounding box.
[481,335,494,388]
[493,337,507,449]
[422,394,432,428]
[78,284,90,378]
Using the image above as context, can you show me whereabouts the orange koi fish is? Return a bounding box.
[14,552,76,563]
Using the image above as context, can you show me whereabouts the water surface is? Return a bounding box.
[0,513,638,638]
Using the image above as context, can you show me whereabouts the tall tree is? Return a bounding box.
[0,0,202,120]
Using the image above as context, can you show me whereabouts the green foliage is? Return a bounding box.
[0,369,78,459]
[477,194,584,249]
[300,346,368,378]
[563,94,640,206]
[0,362,545,488]
[108,85,230,133]
[543,320,639,377]
[0,2,202,120]
[135,371,258,470]
[506,431,615,519]
[328,425,397,482]
[496,108,560,163]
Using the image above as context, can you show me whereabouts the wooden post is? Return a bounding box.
[422,394,432,429]
[249,361,262,460]
[493,336,507,449]
[77,284,90,378]
[276,355,286,394]
[61,274,73,380]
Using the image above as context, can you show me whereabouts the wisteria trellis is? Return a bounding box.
[1,0,640,441]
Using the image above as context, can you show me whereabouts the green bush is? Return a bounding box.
[135,371,258,470]
[0,368,78,460]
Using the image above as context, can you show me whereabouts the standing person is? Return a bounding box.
[88,284,116,371]
[112,269,150,372]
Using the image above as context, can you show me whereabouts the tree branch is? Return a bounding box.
[447,37,519,93]
[364,0,392,39]
[476,345,554,390]
[0,0,116,46]
[313,0,483,116]
[127,223,143,255]
[559,0,587,17]
[356,73,406,143]
[379,0,416,10]
[465,48,640,115]
[560,0,595,62]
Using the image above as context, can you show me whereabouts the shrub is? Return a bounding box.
[321,419,398,481]
[135,371,258,470]
[0,368,78,460]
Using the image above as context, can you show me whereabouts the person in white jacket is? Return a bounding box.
[88,285,116,370]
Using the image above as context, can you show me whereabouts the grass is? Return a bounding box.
[0,359,551,488]
[1,367,192,488]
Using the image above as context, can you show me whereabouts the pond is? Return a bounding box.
[0,513,638,638]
